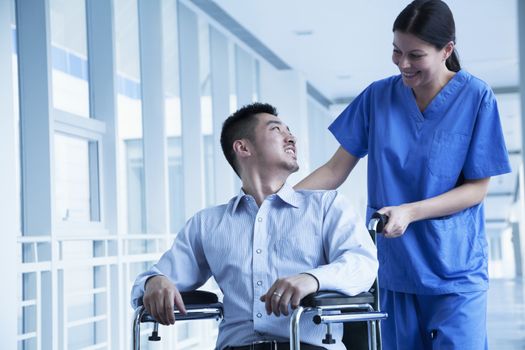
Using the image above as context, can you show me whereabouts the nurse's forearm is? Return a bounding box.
[295,146,359,190]
[405,178,491,222]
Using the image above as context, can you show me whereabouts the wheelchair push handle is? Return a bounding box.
[368,212,389,234]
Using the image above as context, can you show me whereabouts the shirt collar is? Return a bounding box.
[275,181,301,208]
[231,181,301,213]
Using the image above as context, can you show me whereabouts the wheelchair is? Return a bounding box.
[132,213,388,350]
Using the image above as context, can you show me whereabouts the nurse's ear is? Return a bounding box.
[442,41,454,61]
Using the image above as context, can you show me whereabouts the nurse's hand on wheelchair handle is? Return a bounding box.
[259,273,319,317]
[143,275,187,326]
[378,204,415,238]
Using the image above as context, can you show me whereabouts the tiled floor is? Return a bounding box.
[488,278,525,349]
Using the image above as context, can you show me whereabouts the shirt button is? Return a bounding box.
[257,217,263,222]
[256,313,262,318]
[256,249,262,254]
[257,280,262,286]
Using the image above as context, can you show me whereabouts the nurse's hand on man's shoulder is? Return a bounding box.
[378,204,415,238]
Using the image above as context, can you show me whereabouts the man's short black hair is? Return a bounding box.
[220,102,278,177]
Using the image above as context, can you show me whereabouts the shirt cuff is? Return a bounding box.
[301,272,320,292]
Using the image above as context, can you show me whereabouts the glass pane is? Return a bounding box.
[125,139,146,233]
[93,241,105,258]
[93,265,106,289]
[168,138,184,232]
[22,243,35,263]
[22,272,37,301]
[49,0,90,117]
[114,0,146,234]
[18,338,36,350]
[22,305,36,333]
[54,134,100,224]
[228,42,237,113]
[37,242,52,262]
[199,20,215,206]
[162,0,185,232]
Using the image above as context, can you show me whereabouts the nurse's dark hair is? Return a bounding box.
[393,0,461,72]
[220,102,278,177]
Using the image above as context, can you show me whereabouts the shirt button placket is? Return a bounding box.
[253,206,268,328]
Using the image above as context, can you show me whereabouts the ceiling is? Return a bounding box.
[212,0,519,99]
[208,0,522,230]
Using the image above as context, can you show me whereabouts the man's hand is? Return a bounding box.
[143,275,186,325]
[259,274,319,317]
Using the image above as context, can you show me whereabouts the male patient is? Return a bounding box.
[131,103,378,350]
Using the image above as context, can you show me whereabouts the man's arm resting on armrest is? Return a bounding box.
[143,275,187,325]
[259,273,319,317]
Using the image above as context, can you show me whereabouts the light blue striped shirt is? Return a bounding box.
[131,183,378,349]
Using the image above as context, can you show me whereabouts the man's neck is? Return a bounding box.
[241,171,288,206]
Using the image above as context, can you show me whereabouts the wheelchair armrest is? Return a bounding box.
[137,290,223,323]
[300,291,375,307]
[180,290,219,305]
[136,290,220,308]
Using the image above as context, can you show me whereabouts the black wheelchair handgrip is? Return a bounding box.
[371,212,389,233]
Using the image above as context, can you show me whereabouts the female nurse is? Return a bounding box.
[296,0,511,348]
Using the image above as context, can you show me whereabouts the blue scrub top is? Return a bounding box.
[329,70,511,295]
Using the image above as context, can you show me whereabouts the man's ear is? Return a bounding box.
[233,139,252,159]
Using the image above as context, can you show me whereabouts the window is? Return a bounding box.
[54,133,100,224]
[162,0,185,232]
[49,0,90,117]
[199,19,215,206]
[114,0,146,234]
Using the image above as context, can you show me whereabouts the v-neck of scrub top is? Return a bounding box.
[403,69,468,121]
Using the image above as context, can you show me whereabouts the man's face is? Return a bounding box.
[250,113,299,174]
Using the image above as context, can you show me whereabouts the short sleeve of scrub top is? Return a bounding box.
[462,91,514,179]
[328,70,512,294]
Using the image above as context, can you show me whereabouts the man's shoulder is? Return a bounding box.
[294,188,345,205]
[195,198,236,218]
[294,189,359,215]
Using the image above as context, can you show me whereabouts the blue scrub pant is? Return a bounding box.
[380,288,488,350]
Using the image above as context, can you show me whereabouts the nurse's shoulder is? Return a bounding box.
[458,70,496,106]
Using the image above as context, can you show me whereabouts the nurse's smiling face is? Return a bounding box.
[392,31,452,91]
